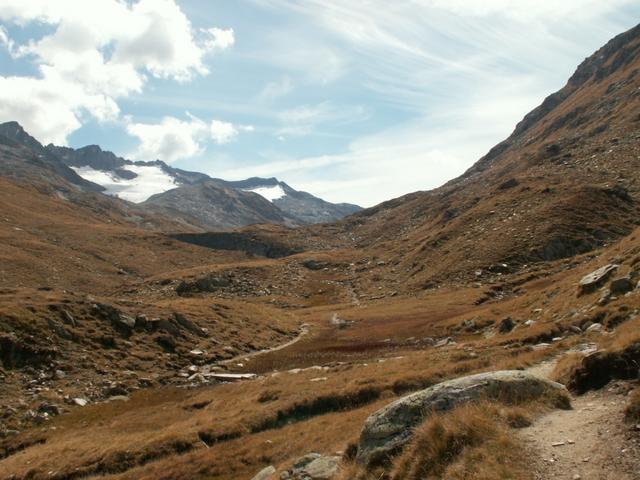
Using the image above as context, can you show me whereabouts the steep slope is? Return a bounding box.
[331,23,640,288]
[0,123,104,193]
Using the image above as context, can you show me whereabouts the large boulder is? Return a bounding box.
[578,264,618,295]
[355,370,567,466]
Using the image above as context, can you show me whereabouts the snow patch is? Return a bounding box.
[244,185,286,202]
[71,165,177,203]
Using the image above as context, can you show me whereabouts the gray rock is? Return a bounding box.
[173,312,207,337]
[154,319,181,337]
[251,466,276,480]
[498,317,515,333]
[292,453,322,469]
[586,323,603,332]
[37,402,61,416]
[355,370,567,466]
[303,456,340,479]
[578,264,619,295]
[282,453,340,480]
[92,303,136,333]
[610,275,634,295]
[118,314,136,330]
[434,337,454,347]
[134,314,148,330]
[597,289,612,306]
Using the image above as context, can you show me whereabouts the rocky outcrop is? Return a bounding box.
[355,370,568,466]
[578,264,619,295]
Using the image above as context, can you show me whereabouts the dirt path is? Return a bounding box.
[220,324,309,367]
[521,359,640,480]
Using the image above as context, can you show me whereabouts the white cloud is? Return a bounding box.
[0,75,119,145]
[244,0,638,206]
[277,102,370,137]
[0,0,234,144]
[203,27,235,50]
[210,120,239,144]
[126,115,251,162]
[259,75,293,101]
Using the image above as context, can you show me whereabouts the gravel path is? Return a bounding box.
[520,363,640,479]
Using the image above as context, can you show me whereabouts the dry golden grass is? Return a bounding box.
[337,403,539,480]
[551,353,585,386]
[2,202,640,479]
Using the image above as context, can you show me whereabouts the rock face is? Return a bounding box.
[578,264,619,295]
[355,370,568,466]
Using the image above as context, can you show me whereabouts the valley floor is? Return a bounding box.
[1,229,640,479]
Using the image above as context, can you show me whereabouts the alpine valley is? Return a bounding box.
[1,17,640,480]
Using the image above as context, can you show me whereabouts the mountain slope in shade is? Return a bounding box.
[0,122,104,193]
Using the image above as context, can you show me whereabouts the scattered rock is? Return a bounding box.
[462,319,477,331]
[498,317,515,333]
[176,275,232,296]
[329,313,351,329]
[156,334,177,352]
[37,403,61,416]
[434,337,455,348]
[610,275,634,295]
[173,312,207,337]
[303,456,340,479]
[251,466,276,480]
[293,453,322,469]
[598,289,612,306]
[281,453,340,479]
[303,260,328,271]
[72,397,88,407]
[355,370,568,466]
[134,314,148,330]
[60,310,76,326]
[578,264,619,295]
[586,323,603,332]
[92,303,135,333]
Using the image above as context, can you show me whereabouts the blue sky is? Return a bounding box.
[0,1,639,206]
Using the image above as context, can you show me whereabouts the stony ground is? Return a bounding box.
[521,372,640,479]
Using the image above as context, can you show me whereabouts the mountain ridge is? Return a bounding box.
[0,122,362,230]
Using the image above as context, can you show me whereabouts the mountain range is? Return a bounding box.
[0,122,361,231]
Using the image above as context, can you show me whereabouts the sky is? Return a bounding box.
[0,1,638,207]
